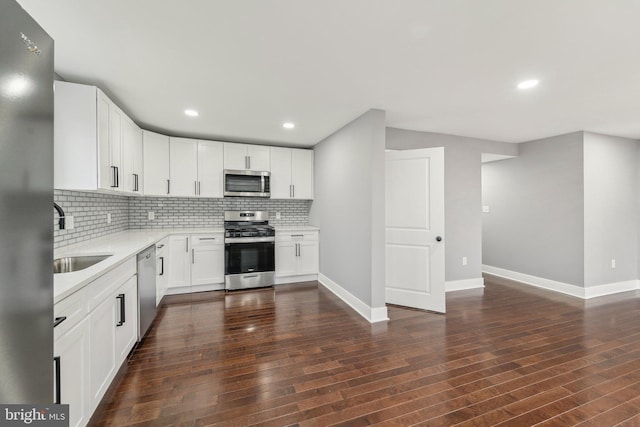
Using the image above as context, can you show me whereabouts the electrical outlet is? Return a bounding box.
[482,206,490,213]
[66,216,75,230]
[106,213,112,224]
[462,256,468,266]
[148,211,155,221]
[276,212,281,220]
[611,259,616,269]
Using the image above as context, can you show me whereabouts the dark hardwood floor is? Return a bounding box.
[90,275,640,426]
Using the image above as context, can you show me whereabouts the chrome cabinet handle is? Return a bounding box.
[110,166,117,188]
[192,248,195,264]
[159,256,164,275]
[167,179,170,194]
[185,237,189,252]
[198,181,201,195]
[195,181,198,195]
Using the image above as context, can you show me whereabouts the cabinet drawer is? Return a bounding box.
[86,258,136,311]
[54,286,89,341]
[276,231,318,242]
[191,234,223,246]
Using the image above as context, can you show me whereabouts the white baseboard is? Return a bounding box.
[275,274,318,285]
[445,278,485,292]
[318,273,389,323]
[584,280,639,299]
[482,265,640,299]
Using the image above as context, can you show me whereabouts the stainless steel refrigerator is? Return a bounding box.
[0,0,54,404]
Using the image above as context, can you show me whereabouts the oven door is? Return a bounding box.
[225,239,275,275]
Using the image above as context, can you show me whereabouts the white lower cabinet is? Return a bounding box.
[167,235,191,289]
[156,238,169,305]
[54,317,91,427]
[191,235,225,286]
[275,231,319,279]
[54,256,139,427]
[167,233,225,293]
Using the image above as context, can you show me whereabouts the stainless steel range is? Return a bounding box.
[224,211,275,290]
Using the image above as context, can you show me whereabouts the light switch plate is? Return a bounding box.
[106,213,112,224]
[66,216,75,230]
[482,206,490,213]
[148,211,155,221]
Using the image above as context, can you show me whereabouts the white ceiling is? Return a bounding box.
[17,0,640,147]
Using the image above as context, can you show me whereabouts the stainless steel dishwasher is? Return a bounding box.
[137,245,157,340]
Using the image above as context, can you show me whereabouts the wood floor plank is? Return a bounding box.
[89,278,640,426]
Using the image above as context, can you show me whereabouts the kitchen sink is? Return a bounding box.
[53,255,112,274]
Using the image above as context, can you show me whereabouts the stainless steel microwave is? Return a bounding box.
[223,169,271,197]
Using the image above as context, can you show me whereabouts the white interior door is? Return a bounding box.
[385,147,445,313]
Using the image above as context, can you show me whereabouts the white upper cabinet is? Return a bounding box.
[142,130,170,196]
[197,140,224,197]
[54,81,137,194]
[122,117,143,194]
[169,138,223,197]
[224,142,270,171]
[169,137,198,197]
[270,147,314,199]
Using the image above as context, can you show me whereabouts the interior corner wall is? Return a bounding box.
[385,127,516,283]
[481,132,585,286]
[309,109,386,309]
[583,132,638,287]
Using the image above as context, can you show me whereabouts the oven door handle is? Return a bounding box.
[225,237,275,244]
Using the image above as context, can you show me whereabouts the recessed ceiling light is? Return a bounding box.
[184,109,199,117]
[517,79,539,90]
[282,122,295,129]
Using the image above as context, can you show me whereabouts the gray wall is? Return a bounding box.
[309,109,386,308]
[583,132,638,287]
[385,128,517,283]
[482,132,585,285]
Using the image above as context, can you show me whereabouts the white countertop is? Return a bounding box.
[53,226,318,303]
[53,228,223,303]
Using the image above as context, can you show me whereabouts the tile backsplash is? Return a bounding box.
[54,190,312,248]
[54,190,129,248]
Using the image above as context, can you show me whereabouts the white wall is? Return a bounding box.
[583,132,638,287]
[309,109,386,312]
[385,128,517,284]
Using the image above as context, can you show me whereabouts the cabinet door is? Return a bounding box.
[109,106,123,192]
[297,241,319,275]
[197,140,223,197]
[90,296,116,407]
[143,131,170,196]
[270,147,292,199]
[191,245,224,285]
[291,149,314,199]
[168,235,191,288]
[156,240,168,306]
[275,241,297,277]
[223,142,248,170]
[97,92,112,190]
[170,137,198,196]
[122,118,143,194]
[54,317,91,427]
[247,144,271,171]
[114,276,138,365]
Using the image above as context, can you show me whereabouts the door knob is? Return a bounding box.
[436,236,442,242]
